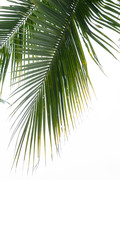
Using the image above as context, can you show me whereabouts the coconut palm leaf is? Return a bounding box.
[0,0,120,170]
[0,0,34,93]
[0,0,33,48]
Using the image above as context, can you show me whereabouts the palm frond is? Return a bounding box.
[0,0,34,93]
[0,0,120,170]
[0,0,34,48]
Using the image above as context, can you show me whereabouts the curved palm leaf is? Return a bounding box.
[0,0,34,93]
[0,0,120,170]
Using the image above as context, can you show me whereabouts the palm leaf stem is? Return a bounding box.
[46,0,79,76]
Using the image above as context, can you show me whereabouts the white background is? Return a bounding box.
[0,1,120,239]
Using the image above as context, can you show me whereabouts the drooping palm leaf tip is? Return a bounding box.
[0,0,120,171]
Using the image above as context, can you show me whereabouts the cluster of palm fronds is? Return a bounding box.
[0,0,120,170]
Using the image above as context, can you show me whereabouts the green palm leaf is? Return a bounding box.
[0,0,34,93]
[0,0,120,171]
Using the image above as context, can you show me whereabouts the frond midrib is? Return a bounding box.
[43,0,79,83]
